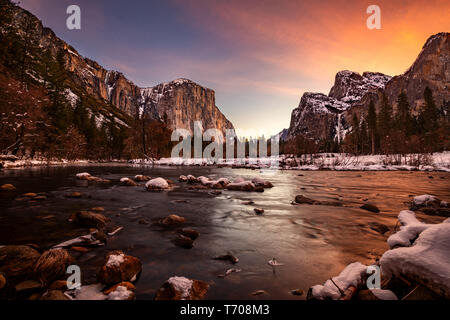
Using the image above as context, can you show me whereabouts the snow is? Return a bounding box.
[106,253,125,267]
[145,177,169,189]
[311,262,368,300]
[67,283,107,300]
[167,276,193,300]
[386,211,429,248]
[120,177,133,183]
[76,172,91,179]
[107,286,133,300]
[64,88,79,107]
[380,214,450,297]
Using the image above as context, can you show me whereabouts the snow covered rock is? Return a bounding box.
[155,276,209,300]
[411,195,441,209]
[145,177,169,190]
[380,211,450,298]
[76,172,91,180]
[309,262,368,300]
[97,251,142,285]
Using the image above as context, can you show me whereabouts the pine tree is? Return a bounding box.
[421,87,439,151]
[351,113,360,154]
[367,101,377,154]
[396,92,413,136]
[378,94,392,137]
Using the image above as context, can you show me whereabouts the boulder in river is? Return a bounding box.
[178,175,188,182]
[134,175,150,182]
[294,195,316,205]
[178,228,200,240]
[120,178,137,187]
[158,214,185,227]
[145,177,169,191]
[34,248,72,285]
[254,208,264,215]
[226,181,255,192]
[69,211,109,228]
[0,184,16,192]
[66,192,83,198]
[97,251,142,285]
[0,245,41,278]
[0,273,6,290]
[172,235,194,249]
[360,203,380,213]
[251,178,274,188]
[155,276,209,300]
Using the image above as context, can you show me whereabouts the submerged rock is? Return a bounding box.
[0,184,16,192]
[66,192,83,198]
[368,222,389,235]
[40,290,70,300]
[360,203,380,213]
[213,253,239,264]
[226,181,255,192]
[0,245,41,278]
[172,235,194,249]
[294,195,316,205]
[155,276,209,300]
[97,251,142,285]
[34,248,72,285]
[291,289,304,296]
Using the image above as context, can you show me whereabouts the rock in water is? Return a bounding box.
[34,248,72,285]
[0,274,6,290]
[134,175,150,182]
[172,235,194,249]
[0,184,16,192]
[178,228,200,240]
[155,276,209,300]
[0,245,41,278]
[70,211,109,228]
[295,195,316,204]
[368,222,389,234]
[97,251,142,285]
[254,208,264,215]
[120,178,137,187]
[145,177,170,191]
[360,203,380,213]
[213,253,239,264]
[158,214,185,227]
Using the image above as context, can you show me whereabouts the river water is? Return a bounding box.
[0,165,449,299]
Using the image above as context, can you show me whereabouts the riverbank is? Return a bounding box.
[1,152,450,171]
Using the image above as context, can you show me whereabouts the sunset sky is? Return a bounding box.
[19,0,450,137]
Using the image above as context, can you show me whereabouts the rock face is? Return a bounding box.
[8,3,234,132]
[285,32,449,143]
[140,79,234,135]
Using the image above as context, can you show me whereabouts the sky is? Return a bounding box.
[18,0,450,137]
